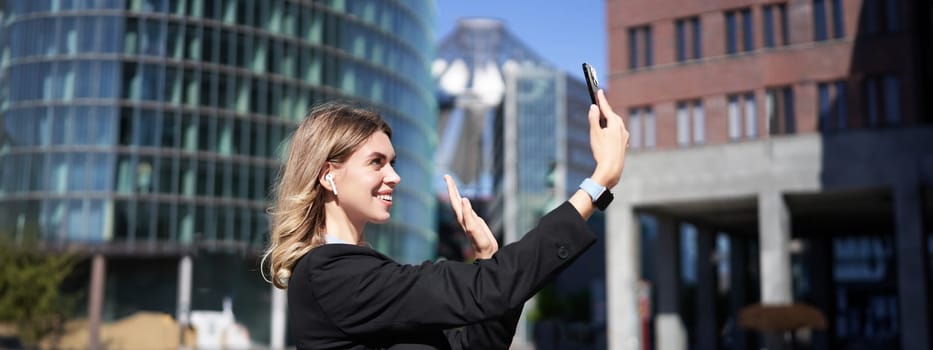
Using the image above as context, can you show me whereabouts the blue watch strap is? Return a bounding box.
[579,178,606,203]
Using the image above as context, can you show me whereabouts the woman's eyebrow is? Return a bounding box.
[367,152,397,162]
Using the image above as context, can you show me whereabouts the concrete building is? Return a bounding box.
[604,0,932,349]
[0,1,437,348]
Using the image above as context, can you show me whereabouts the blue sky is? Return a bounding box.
[433,0,608,86]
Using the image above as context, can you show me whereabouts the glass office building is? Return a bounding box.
[0,0,436,345]
[433,20,603,346]
[500,66,593,242]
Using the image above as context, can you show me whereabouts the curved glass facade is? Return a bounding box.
[0,0,436,344]
[0,0,437,262]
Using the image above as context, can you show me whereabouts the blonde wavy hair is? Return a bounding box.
[262,102,392,289]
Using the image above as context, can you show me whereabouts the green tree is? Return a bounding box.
[0,239,82,347]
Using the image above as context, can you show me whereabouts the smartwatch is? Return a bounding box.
[579,178,614,211]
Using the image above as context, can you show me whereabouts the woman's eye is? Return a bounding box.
[370,159,383,165]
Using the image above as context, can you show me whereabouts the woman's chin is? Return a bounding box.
[370,215,391,224]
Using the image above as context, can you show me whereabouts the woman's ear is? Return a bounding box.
[319,166,338,196]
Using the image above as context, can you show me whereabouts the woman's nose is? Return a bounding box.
[385,165,401,185]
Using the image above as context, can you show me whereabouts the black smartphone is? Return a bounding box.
[582,62,599,105]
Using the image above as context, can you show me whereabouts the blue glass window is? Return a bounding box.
[94,107,117,145]
[726,11,737,54]
[781,5,789,45]
[675,18,701,61]
[75,61,95,99]
[1,155,16,192]
[783,87,796,133]
[628,28,638,69]
[818,83,831,129]
[814,0,828,41]
[741,9,753,52]
[29,153,47,192]
[9,22,23,57]
[818,81,847,130]
[764,6,775,47]
[884,0,899,33]
[867,74,902,126]
[832,0,845,38]
[72,106,91,145]
[726,9,753,53]
[96,61,120,98]
[643,26,653,66]
[78,17,97,52]
[87,200,105,242]
[692,18,702,58]
[866,0,880,34]
[66,200,86,240]
[90,153,112,191]
[68,153,89,191]
[676,20,686,62]
[835,81,847,128]
[628,25,652,69]
[882,75,901,125]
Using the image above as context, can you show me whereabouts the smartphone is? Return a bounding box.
[582,62,599,105]
[582,63,607,128]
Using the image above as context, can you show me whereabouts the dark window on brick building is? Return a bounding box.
[742,8,753,51]
[726,8,753,54]
[814,0,845,41]
[865,74,902,127]
[818,81,848,130]
[726,12,737,53]
[865,0,900,35]
[763,3,788,47]
[675,17,702,61]
[629,25,653,69]
[767,86,795,135]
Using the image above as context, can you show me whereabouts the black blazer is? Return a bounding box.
[287,202,597,350]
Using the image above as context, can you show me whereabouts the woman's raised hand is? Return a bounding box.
[588,89,629,189]
[444,175,498,259]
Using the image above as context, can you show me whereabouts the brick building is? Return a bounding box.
[603,0,931,349]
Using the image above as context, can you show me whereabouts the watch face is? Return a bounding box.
[595,191,614,210]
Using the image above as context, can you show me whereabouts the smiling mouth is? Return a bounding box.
[377,194,393,202]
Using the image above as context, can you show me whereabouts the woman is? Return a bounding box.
[263,89,628,349]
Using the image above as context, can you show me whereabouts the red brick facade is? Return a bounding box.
[606,0,926,150]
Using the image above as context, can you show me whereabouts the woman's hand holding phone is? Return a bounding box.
[569,88,629,219]
[588,89,629,189]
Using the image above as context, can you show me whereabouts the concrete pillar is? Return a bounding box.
[894,183,930,350]
[655,216,686,350]
[758,190,793,350]
[87,254,106,350]
[271,284,288,349]
[728,236,750,350]
[177,255,192,349]
[758,190,792,304]
[695,227,718,350]
[606,202,641,350]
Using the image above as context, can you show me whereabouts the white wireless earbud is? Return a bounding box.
[324,173,338,196]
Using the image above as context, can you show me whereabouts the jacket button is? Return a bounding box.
[557,246,570,259]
